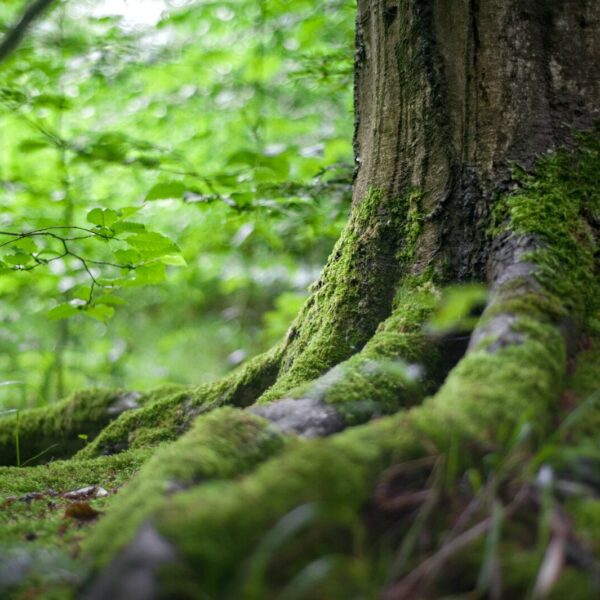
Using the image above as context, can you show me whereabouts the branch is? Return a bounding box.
[0,0,57,65]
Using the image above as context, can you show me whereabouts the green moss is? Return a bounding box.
[483,287,567,323]
[416,317,565,446]
[75,344,283,458]
[496,129,600,319]
[74,390,191,458]
[567,334,600,399]
[259,188,428,403]
[106,317,562,597]
[0,448,151,499]
[396,190,424,265]
[0,448,152,597]
[151,415,411,596]
[0,389,150,467]
[262,276,441,424]
[85,407,289,568]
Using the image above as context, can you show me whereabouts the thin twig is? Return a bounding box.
[0,0,58,65]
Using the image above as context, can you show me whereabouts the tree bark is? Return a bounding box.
[353,0,599,278]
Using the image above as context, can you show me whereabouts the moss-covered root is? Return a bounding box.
[258,188,422,403]
[83,139,600,597]
[83,318,566,599]
[84,407,289,568]
[0,388,149,467]
[75,344,283,459]
[85,276,560,598]
[251,278,442,435]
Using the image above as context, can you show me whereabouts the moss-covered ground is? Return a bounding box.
[0,448,152,599]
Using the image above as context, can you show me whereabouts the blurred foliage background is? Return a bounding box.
[0,0,354,409]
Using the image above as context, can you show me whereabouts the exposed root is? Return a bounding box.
[251,275,444,435]
[83,407,289,570]
[0,389,146,466]
[80,137,600,597]
[258,188,428,403]
[75,343,283,459]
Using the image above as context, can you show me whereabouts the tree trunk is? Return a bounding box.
[352,0,599,278]
[1,2,599,598]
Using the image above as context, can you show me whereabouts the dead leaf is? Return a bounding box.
[64,502,101,521]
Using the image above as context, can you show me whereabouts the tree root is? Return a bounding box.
[81,137,600,597]
[0,388,146,466]
[81,236,574,597]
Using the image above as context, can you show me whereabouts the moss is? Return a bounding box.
[151,415,411,597]
[102,317,562,597]
[74,390,191,458]
[0,449,151,552]
[0,389,151,467]
[260,276,441,425]
[0,448,151,499]
[258,188,428,403]
[396,190,424,266]
[496,129,600,319]
[484,286,567,323]
[567,334,600,399]
[75,344,283,458]
[85,407,289,568]
[0,448,152,597]
[415,317,565,446]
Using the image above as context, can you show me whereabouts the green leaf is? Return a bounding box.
[126,232,180,259]
[19,139,50,153]
[48,303,80,320]
[84,305,115,322]
[226,149,262,167]
[87,208,120,227]
[117,206,142,219]
[145,182,186,201]
[96,276,129,287]
[13,238,38,253]
[138,262,166,283]
[94,226,115,239]
[95,294,127,306]
[131,262,166,285]
[4,252,33,266]
[114,248,141,264]
[137,156,161,168]
[159,254,187,266]
[427,284,488,333]
[111,221,146,234]
[71,285,92,301]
